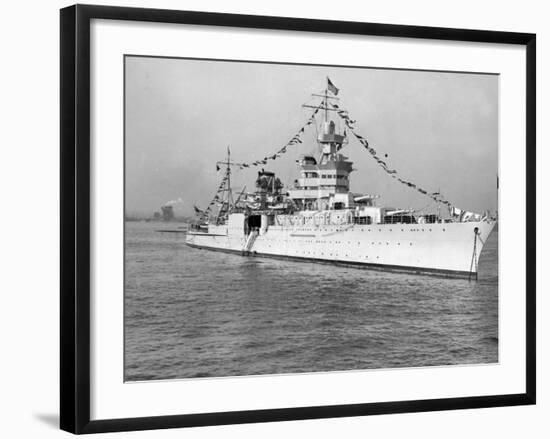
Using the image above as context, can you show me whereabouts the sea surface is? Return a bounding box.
[124,221,498,381]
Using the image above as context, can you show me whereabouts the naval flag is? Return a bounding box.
[327,77,339,95]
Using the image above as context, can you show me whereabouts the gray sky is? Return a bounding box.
[125,56,498,217]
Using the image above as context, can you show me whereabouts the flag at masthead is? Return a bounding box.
[327,77,339,95]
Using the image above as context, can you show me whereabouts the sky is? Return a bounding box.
[125,56,498,217]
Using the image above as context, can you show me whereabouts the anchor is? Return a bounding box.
[468,227,485,281]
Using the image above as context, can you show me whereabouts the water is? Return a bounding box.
[124,221,498,381]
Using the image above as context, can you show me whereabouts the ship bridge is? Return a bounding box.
[288,119,355,211]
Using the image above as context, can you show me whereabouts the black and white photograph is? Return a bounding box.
[1,0,541,436]
[124,56,499,381]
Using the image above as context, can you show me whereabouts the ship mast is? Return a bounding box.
[324,87,328,122]
[215,146,235,222]
[302,78,341,157]
[225,146,234,208]
[304,90,339,116]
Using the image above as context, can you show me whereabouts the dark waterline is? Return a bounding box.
[124,221,498,381]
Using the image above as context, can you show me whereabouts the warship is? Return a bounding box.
[186,79,496,278]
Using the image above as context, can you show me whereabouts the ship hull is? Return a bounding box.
[185,220,496,278]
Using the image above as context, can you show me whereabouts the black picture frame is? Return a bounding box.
[60,4,536,434]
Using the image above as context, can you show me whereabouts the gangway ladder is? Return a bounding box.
[243,230,259,255]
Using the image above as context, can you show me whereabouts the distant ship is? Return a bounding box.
[186,80,496,278]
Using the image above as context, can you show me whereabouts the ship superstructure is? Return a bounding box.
[187,79,496,278]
